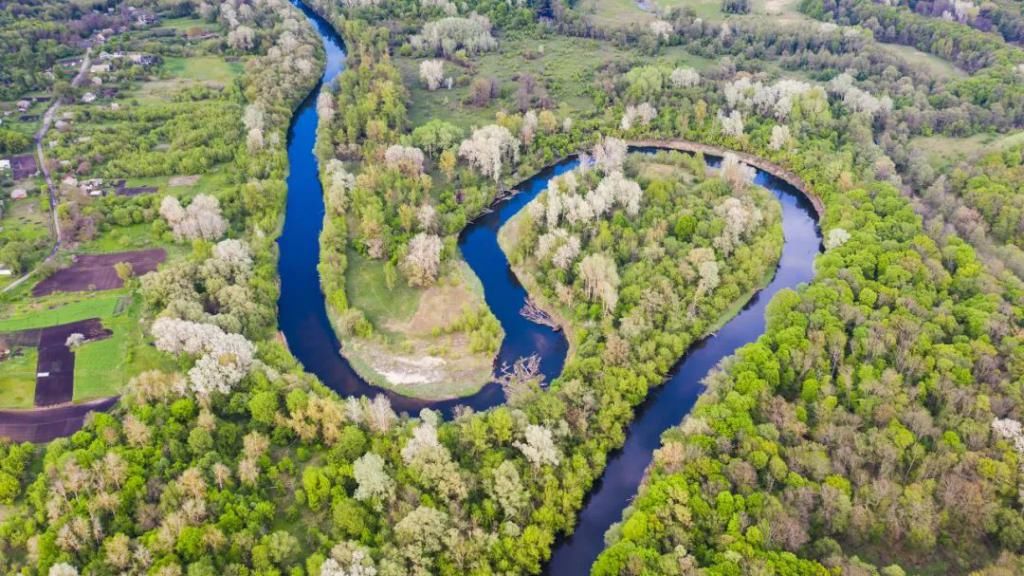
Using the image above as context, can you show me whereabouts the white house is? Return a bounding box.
[81,92,97,103]
[0,159,10,173]
[10,189,27,200]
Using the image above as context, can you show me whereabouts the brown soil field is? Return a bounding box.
[33,248,166,296]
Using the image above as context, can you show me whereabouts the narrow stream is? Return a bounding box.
[281,3,822,573]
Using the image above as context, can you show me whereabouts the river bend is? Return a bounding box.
[280,3,822,573]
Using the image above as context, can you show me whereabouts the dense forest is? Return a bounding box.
[1,0,1024,574]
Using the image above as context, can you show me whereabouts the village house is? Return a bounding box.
[81,92,97,103]
[82,178,104,196]
[62,175,79,188]
[0,159,10,173]
[10,154,38,180]
[10,189,28,200]
[16,100,30,112]
[90,63,111,75]
[0,267,12,277]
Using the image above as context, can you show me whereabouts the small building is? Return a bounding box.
[110,102,120,111]
[10,154,38,180]
[82,178,104,195]
[90,63,111,75]
[16,100,30,112]
[0,159,9,173]
[81,92,97,103]
[0,268,13,277]
[10,189,27,200]
[62,175,79,188]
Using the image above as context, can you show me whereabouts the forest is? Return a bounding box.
[0,0,1024,574]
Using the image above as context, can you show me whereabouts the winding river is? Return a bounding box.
[280,3,822,573]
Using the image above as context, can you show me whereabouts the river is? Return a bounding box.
[280,3,822,573]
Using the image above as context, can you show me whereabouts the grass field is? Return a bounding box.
[0,294,120,332]
[0,292,166,403]
[911,131,1024,164]
[135,55,245,102]
[878,43,965,80]
[346,250,421,334]
[162,56,243,83]
[0,349,38,409]
[399,35,712,130]
[159,16,217,33]
[339,251,500,399]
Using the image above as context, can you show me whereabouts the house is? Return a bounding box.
[10,189,27,199]
[0,159,9,173]
[81,92,97,103]
[128,53,157,66]
[82,178,104,196]
[16,100,30,112]
[0,268,12,277]
[62,175,79,188]
[90,63,111,75]
[10,154,38,180]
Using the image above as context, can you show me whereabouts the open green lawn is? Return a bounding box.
[0,293,120,332]
[162,56,244,83]
[399,35,712,130]
[0,291,168,404]
[159,16,217,32]
[345,250,421,333]
[878,42,965,80]
[584,0,656,25]
[134,55,245,102]
[912,131,1024,164]
[0,349,38,409]
[98,164,235,199]
[74,296,174,400]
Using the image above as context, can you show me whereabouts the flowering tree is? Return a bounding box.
[579,253,620,314]
[717,109,745,137]
[353,452,394,503]
[621,102,657,130]
[670,67,700,88]
[150,317,255,396]
[419,60,445,90]
[592,137,627,172]
[458,124,519,181]
[514,424,561,468]
[769,124,791,151]
[402,233,443,286]
[384,144,425,176]
[159,194,228,241]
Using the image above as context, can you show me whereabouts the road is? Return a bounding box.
[2,46,95,294]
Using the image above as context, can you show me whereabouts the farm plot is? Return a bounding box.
[32,248,166,296]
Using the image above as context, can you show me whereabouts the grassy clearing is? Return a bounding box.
[573,0,657,26]
[345,250,421,334]
[911,131,1024,164]
[134,55,244,102]
[340,251,501,399]
[0,293,120,332]
[159,16,216,32]
[162,56,243,83]
[0,349,38,409]
[74,296,168,400]
[0,292,161,403]
[399,35,712,131]
[878,43,965,80]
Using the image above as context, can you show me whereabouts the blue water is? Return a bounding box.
[281,3,822,572]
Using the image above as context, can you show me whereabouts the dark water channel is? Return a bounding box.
[280,4,822,572]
